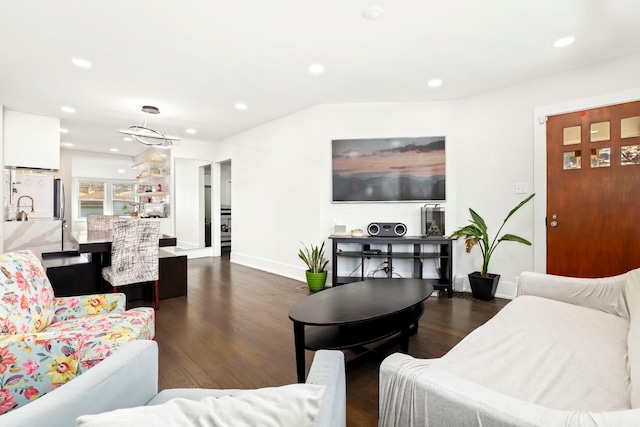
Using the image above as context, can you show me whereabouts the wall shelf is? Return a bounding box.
[135,191,169,197]
[133,148,171,218]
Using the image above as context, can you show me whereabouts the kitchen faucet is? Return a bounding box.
[17,196,34,213]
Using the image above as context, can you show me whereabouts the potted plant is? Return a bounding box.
[298,241,329,292]
[450,194,535,300]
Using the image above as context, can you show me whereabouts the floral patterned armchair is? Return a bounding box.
[0,250,155,414]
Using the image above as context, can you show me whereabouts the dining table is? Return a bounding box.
[70,230,177,253]
[69,230,177,293]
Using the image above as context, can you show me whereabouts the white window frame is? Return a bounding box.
[73,177,136,221]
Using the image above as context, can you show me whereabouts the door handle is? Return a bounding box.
[550,214,558,227]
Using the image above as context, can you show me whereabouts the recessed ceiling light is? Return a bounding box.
[117,169,125,174]
[110,148,119,152]
[59,128,68,133]
[61,142,73,147]
[71,58,92,68]
[186,128,197,134]
[553,36,575,48]
[363,6,383,21]
[61,106,75,113]
[235,102,248,111]
[427,79,443,88]
[308,63,325,75]
[122,137,133,142]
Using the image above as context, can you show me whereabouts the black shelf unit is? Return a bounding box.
[329,235,453,297]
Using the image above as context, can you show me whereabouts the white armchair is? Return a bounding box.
[2,341,347,427]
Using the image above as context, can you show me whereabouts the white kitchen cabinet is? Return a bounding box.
[3,110,60,170]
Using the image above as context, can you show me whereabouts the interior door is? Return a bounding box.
[546,100,640,277]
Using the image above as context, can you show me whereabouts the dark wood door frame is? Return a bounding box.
[532,91,640,273]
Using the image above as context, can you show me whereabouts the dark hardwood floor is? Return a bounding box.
[154,255,509,427]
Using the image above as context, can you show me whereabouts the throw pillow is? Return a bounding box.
[76,383,325,427]
[0,250,56,334]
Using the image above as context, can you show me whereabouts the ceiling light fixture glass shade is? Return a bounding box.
[119,105,180,149]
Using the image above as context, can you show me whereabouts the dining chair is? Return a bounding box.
[101,219,161,310]
[87,215,120,231]
[86,215,120,269]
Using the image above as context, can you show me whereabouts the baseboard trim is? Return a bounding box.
[230,252,305,283]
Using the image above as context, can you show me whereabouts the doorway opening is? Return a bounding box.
[220,160,231,258]
[174,158,212,256]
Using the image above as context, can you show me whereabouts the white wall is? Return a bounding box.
[174,158,209,249]
[217,107,322,278]
[209,52,640,298]
[214,102,457,282]
[220,163,231,207]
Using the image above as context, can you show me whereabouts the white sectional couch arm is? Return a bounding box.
[516,271,630,318]
[1,340,158,427]
[379,353,640,427]
[306,350,347,427]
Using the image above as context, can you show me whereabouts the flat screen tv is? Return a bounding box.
[332,136,446,202]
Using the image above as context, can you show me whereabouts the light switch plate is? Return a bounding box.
[515,183,528,194]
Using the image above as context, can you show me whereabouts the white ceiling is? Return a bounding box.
[1,0,640,156]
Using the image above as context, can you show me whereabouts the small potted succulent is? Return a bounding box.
[298,241,329,292]
[450,194,535,300]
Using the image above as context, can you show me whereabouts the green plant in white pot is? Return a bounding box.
[298,241,329,292]
[450,193,535,300]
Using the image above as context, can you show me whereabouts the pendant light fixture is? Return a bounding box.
[119,105,180,149]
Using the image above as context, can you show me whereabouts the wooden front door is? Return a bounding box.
[546,100,640,277]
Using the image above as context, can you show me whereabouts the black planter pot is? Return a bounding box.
[468,272,500,301]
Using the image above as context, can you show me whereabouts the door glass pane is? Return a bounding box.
[590,121,610,142]
[563,126,581,145]
[621,116,640,138]
[590,147,610,168]
[563,150,581,170]
[621,144,640,166]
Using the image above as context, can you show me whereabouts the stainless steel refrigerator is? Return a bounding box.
[53,178,65,220]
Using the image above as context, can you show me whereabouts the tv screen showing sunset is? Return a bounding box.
[332,136,446,202]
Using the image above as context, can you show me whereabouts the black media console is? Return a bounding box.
[329,235,453,298]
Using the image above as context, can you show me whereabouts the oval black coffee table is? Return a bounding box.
[289,278,433,382]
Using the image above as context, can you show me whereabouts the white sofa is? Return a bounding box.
[379,268,640,426]
[2,340,346,427]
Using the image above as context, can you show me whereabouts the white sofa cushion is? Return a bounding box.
[440,295,631,412]
[75,383,325,427]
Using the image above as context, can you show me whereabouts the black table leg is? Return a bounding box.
[91,252,104,293]
[293,321,306,383]
[400,323,410,353]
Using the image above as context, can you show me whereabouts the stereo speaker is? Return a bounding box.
[367,222,407,237]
